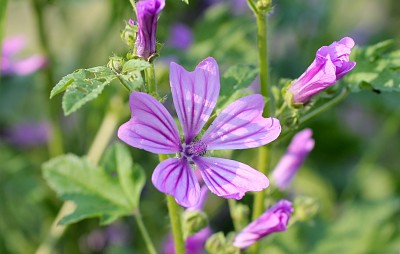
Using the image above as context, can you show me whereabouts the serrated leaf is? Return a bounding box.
[51,66,116,115]
[216,64,258,111]
[344,40,400,93]
[43,147,146,225]
[122,59,151,73]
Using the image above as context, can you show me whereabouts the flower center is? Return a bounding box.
[183,140,207,158]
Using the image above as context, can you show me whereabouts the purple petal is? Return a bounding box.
[12,55,48,75]
[201,94,281,150]
[193,157,269,200]
[152,158,200,207]
[289,55,337,104]
[135,0,165,58]
[272,129,314,190]
[170,57,220,144]
[2,36,25,56]
[233,200,293,249]
[118,92,181,154]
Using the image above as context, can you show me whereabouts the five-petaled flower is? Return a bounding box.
[118,57,281,207]
[288,37,356,105]
[272,128,314,190]
[233,199,293,249]
[135,0,165,59]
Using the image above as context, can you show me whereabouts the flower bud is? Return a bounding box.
[205,232,240,254]
[183,210,208,237]
[288,37,356,106]
[107,56,124,73]
[293,196,319,222]
[120,19,137,47]
[135,0,165,59]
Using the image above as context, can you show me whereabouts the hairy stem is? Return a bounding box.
[158,154,186,254]
[145,64,157,96]
[248,1,272,253]
[133,208,158,254]
[35,97,123,254]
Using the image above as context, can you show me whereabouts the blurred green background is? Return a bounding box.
[1,0,400,253]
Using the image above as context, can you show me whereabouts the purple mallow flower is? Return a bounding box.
[135,0,165,59]
[118,57,281,207]
[1,36,47,76]
[289,37,356,104]
[168,23,193,50]
[272,129,314,190]
[233,200,293,249]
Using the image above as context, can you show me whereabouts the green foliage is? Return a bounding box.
[42,143,145,225]
[216,64,258,111]
[50,66,117,115]
[345,40,400,93]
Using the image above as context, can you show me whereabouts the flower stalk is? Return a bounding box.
[248,1,273,253]
[133,208,157,254]
[159,153,186,254]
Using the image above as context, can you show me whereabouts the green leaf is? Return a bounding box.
[42,144,146,225]
[122,59,151,73]
[51,66,116,115]
[216,64,258,111]
[344,40,400,93]
[181,0,189,4]
[101,143,145,209]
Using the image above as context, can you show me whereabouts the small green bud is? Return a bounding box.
[205,232,226,254]
[230,203,250,230]
[107,56,124,73]
[256,0,272,13]
[205,232,240,254]
[293,196,319,222]
[183,210,208,237]
[120,20,138,47]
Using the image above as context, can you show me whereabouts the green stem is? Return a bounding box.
[35,97,123,254]
[228,199,241,232]
[159,154,186,254]
[145,64,157,96]
[248,2,272,253]
[133,208,157,254]
[31,0,64,157]
[300,87,349,124]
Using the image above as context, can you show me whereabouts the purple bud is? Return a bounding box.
[233,200,293,249]
[135,0,165,59]
[168,23,193,50]
[272,129,314,190]
[163,227,212,254]
[289,37,356,104]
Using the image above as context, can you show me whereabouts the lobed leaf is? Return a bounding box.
[344,40,400,93]
[215,64,259,112]
[42,143,146,225]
